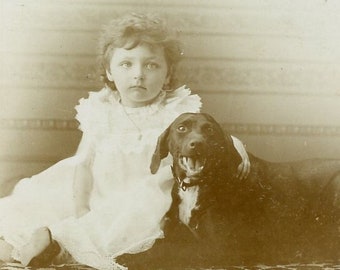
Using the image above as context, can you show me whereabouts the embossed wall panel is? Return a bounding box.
[3,29,340,61]
[3,57,340,96]
[0,129,80,163]
[199,93,340,126]
[0,88,89,119]
[236,135,340,162]
[1,0,340,185]
[177,60,340,95]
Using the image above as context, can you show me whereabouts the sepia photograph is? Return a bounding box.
[0,0,339,269]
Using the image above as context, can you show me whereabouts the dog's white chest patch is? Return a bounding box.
[178,186,200,226]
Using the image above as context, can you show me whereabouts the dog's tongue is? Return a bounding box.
[179,156,205,177]
[187,158,203,171]
[184,157,204,172]
[187,158,195,170]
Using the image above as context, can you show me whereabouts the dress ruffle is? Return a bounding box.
[75,85,201,132]
[75,85,202,154]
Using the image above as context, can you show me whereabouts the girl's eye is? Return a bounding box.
[120,62,132,68]
[145,62,158,70]
[177,125,187,133]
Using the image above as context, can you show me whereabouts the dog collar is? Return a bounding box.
[171,166,202,191]
[176,176,193,191]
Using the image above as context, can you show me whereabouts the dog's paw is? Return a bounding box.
[115,253,130,266]
[116,253,144,270]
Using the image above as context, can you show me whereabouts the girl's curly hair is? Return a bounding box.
[97,13,183,90]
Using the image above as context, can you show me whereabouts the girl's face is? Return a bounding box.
[106,43,170,107]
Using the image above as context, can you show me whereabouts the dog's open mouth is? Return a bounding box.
[178,155,206,177]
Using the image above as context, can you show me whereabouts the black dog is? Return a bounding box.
[117,113,340,269]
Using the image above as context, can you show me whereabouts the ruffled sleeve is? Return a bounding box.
[163,85,202,121]
[75,95,92,133]
[75,87,115,137]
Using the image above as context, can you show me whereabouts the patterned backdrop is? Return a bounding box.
[1,0,340,191]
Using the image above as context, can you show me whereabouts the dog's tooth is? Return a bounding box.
[183,157,188,166]
[182,157,192,171]
[188,158,195,169]
[195,159,202,170]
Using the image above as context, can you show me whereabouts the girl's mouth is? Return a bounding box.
[130,85,146,90]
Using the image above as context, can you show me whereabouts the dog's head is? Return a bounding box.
[150,113,242,186]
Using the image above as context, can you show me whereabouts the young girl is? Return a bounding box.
[0,13,250,269]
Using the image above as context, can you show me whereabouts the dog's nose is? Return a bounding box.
[189,140,203,149]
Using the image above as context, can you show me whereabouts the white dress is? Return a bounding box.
[0,85,201,269]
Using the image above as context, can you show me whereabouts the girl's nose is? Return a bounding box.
[134,74,144,80]
[133,65,144,80]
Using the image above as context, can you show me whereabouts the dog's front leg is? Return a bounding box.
[115,228,192,269]
[116,220,198,269]
[115,238,169,270]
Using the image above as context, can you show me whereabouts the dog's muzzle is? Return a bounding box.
[178,155,206,177]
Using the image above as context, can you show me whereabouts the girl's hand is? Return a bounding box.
[76,206,90,218]
[231,136,251,180]
[237,156,251,180]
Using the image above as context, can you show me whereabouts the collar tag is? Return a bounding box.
[179,180,187,191]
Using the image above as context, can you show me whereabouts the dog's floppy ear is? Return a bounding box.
[150,127,170,174]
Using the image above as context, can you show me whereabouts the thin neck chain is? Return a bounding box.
[121,105,143,140]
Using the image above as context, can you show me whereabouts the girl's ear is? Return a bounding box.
[165,66,173,85]
[162,73,171,90]
[165,74,170,85]
[106,69,114,82]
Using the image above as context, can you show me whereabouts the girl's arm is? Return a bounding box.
[231,136,251,180]
[73,134,94,217]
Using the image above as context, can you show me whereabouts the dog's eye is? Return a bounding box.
[177,125,187,133]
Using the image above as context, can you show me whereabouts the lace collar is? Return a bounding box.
[101,85,196,116]
[110,88,167,116]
